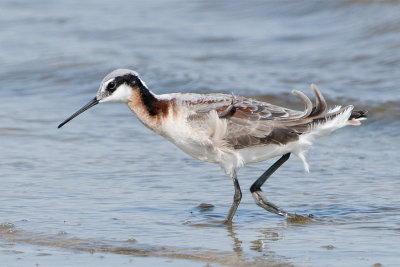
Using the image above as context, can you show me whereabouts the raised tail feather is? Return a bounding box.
[292,85,367,172]
[309,84,327,117]
[293,84,367,127]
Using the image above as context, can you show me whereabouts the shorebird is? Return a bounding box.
[58,69,367,223]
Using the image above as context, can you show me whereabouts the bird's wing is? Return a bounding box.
[171,86,327,149]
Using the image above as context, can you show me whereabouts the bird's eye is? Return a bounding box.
[107,81,116,91]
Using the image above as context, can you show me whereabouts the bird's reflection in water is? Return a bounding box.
[225,223,243,255]
[185,204,315,265]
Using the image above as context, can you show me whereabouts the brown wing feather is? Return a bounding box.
[215,92,314,148]
[181,86,329,149]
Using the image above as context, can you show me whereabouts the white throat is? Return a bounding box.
[99,84,133,103]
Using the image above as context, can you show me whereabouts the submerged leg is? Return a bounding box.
[250,153,290,216]
[224,176,242,224]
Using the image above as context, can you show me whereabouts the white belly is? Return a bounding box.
[170,137,221,163]
[237,144,290,165]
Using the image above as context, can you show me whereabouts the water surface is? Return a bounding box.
[1,0,399,266]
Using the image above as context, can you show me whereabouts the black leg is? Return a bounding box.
[250,153,290,216]
[224,176,242,224]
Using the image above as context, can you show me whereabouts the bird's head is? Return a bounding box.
[58,69,146,128]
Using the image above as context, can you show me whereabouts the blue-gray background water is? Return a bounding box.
[1,1,399,266]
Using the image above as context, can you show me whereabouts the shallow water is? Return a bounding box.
[1,0,399,266]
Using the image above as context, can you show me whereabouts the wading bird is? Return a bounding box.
[58,69,366,223]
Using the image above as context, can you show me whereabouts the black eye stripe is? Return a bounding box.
[107,81,116,92]
[105,74,140,94]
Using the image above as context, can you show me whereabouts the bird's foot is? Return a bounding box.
[285,212,314,224]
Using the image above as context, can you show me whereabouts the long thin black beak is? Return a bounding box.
[58,97,99,128]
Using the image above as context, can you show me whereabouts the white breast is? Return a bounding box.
[159,106,243,176]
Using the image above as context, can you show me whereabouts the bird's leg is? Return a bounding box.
[250,153,291,217]
[224,175,242,224]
